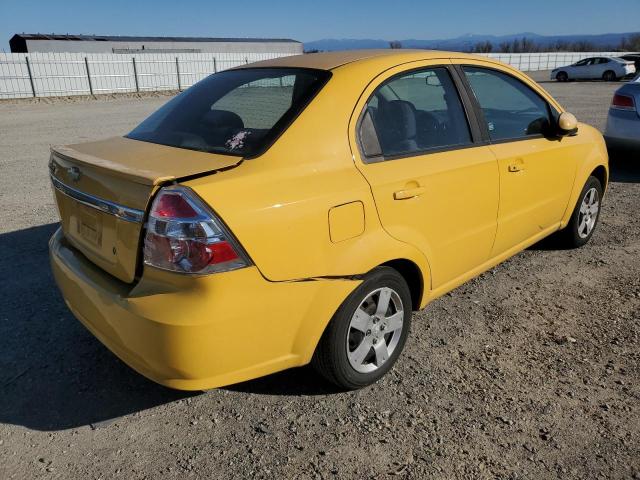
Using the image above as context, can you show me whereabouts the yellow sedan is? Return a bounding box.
[49,50,608,390]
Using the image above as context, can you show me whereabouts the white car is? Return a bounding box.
[551,56,636,82]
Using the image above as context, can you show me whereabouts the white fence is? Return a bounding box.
[0,51,632,99]
[0,51,291,99]
[481,51,631,72]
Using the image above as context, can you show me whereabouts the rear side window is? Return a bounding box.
[360,67,472,158]
[127,68,330,157]
[462,67,551,141]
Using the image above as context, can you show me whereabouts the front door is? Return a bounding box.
[460,64,579,256]
[592,57,610,78]
[352,63,499,289]
[575,58,595,79]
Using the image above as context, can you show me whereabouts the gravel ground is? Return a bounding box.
[0,72,639,480]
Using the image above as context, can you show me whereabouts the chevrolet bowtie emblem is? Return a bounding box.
[67,166,81,182]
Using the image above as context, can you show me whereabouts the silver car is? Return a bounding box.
[551,56,635,82]
[605,75,640,151]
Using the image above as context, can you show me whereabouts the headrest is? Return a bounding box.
[201,109,244,130]
[379,100,416,139]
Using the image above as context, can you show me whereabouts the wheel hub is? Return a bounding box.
[371,323,382,340]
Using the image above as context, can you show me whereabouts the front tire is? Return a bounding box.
[556,176,603,248]
[312,267,412,390]
[556,71,569,82]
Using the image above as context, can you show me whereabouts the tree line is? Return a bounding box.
[471,34,640,53]
[385,34,640,53]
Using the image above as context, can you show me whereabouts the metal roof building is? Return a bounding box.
[9,33,303,54]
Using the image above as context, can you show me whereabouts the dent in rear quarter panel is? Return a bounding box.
[127,266,362,376]
[51,228,362,388]
[560,123,609,227]
[183,67,431,292]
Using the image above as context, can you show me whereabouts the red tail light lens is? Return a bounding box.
[153,192,198,218]
[144,186,251,274]
[611,94,635,110]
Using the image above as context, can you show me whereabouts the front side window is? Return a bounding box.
[462,67,551,141]
[127,68,330,157]
[360,67,472,158]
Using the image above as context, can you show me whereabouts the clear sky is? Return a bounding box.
[1,0,639,51]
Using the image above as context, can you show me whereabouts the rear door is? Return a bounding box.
[593,58,610,78]
[459,63,579,256]
[350,61,499,289]
[583,58,600,79]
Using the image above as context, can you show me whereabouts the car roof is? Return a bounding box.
[238,49,481,71]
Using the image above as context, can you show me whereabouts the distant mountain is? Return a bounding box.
[305,32,639,52]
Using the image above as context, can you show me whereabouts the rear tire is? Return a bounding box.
[312,267,412,390]
[602,70,617,82]
[556,71,569,82]
[556,176,603,248]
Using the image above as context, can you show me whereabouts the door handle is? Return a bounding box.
[393,186,426,200]
[508,163,525,172]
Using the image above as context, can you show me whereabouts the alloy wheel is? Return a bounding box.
[577,187,600,238]
[346,287,404,373]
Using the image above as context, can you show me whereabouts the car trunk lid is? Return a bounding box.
[50,136,243,283]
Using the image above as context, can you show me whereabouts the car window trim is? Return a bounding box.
[454,63,560,144]
[450,64,491,143]
[356,64,485,164]
[365,141,491,164]
[448,65,486,143]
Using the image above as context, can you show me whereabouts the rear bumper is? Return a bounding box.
[49,228,359,390]
[605,109,640,151]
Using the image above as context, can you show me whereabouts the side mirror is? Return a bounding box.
[557,112,578,136]
[425,76,441,87]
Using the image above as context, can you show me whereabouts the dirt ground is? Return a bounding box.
[0,72,638,479]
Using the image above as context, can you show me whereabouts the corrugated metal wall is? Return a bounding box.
[20,38,303,55]
[0,51,632,99]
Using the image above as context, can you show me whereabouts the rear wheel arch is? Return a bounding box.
[311,266,413,389]
[380,259,424,311]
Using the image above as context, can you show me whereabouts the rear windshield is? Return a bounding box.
[127,68,331,158]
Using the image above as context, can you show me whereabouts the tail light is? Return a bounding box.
[611,94,635,110]
[144,186,251,274]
